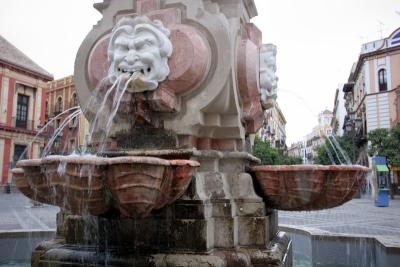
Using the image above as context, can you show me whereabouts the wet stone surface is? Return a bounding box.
[279,197,400,239]
[0,193,58,232]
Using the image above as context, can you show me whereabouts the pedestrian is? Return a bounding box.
[391,171,399,199]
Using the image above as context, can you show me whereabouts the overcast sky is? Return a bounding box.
[0,0,399,144]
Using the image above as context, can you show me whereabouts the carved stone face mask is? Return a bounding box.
[108,16,173,92]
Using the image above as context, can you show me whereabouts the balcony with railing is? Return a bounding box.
[53,109,62,116]
[69,97,79,109]
[12,117,35,131]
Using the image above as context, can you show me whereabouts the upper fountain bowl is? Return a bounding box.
[13,155,199,218]
[250,165,370,211]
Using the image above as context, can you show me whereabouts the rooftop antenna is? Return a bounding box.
[377,20,385,39]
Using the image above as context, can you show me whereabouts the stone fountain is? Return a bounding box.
[12,1,369,266]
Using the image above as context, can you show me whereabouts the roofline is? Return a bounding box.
[350,45,400,83]
[274,104,287,124]
[244,0,258,19]
[388,26,400,39]
[0,58,53,81]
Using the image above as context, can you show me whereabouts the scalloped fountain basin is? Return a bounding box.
[12,155,199,218]
[250,165,370,211]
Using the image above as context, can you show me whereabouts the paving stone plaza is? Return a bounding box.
[1,192,399,241]
[279,197,400,238]
[0,193,399,266]
[0,193,58,232]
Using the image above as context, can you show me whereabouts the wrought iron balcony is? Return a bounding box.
[12,117,35,131]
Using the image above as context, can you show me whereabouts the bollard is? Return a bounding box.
[5,183,11,194]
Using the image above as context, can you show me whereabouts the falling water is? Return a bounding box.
[279,88,319,118]
[80,73,117,113]
[366,171,375,198]
[323,143,337,164]
[82,76,122,153]
[331,135,352,165]
[57,161,67,177]
[15,74,116,163]
[326,137,345,165]
[42,109,83,157]
[15,106,81,162]
[99,73,137,152]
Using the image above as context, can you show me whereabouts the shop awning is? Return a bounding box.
[376,165,389,172]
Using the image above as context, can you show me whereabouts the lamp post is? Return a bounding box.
[345,121,355,163]
[345,113,362,164]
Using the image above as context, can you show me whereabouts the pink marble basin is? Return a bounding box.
[250,165,370,211]
[13,155,199,218]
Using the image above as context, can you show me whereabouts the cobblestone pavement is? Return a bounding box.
[279,196,400,238]
[1,192,399,239]
[0,193,58,232]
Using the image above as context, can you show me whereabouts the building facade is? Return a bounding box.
[46,75,89,155]
[0,35,53,186]
[303,110,334,164]
[331,85,346,136]
[258,103,287,150]
[343,27,400,166]
[288,141,305,159]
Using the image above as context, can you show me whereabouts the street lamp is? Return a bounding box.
[345,116,362,163]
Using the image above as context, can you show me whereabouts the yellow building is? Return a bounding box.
[303,110,333,164]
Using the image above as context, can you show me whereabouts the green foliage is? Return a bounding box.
[315,135,359,165]
[315,145,331,165]
[368,125,400,164]
[253,137,302,165]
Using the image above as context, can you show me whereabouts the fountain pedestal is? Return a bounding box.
[31,150,292,266]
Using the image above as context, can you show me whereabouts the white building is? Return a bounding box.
[303,110,334,164]
[331,85,346,136]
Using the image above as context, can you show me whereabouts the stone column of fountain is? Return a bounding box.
[19,1,295,266]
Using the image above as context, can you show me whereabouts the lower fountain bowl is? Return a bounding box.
[250,165,370,211]
[13,155,199,218]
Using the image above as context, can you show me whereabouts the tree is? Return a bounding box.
[315,135,359,165]
[368,125,400,164]
[253,137,302,165]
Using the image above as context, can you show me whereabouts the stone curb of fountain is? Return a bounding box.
[0,230,55,238]
[0,229,56,264]
[279,224,400,249]
[280,224,400,267]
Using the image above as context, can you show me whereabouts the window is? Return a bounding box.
[53,137,61,153]
[13,144,27,164]
[55,97,63,114]
[378,69,387,92]
[68,139,76,152]
[55,119,61,129]
[69,116,77,128]
[16,94,29,129]
[71,93,78,107]
[45,101,49,117]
